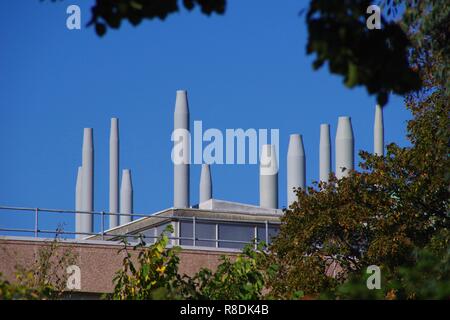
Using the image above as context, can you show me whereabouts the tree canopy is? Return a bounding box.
[86,0,225,36]
[270,54,449,298]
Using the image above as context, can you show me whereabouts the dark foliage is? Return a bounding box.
[86,0,226,37]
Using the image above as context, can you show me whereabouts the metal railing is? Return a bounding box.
[0,205,280,249]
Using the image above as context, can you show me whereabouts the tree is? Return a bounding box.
[110,225,183,300]
[305,0,422,106]
[0,234,78,300]
[322,230,450,299]
[179,243,278,300]
[304,0,449,105]
[86,0,225,36]
[269,56,449,298]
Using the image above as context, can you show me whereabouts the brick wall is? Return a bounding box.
[0,237,237,294]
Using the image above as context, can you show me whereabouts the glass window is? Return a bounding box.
[140,227,156,243]
[180,221,193,246]
[196,222,216,247]
[123,235,143,244]
[257,224,279,245]
[180,221,216,247]
[133,222,176,245]
[218,223,255,249]
[256,225,265,244]
[129,228,155,243]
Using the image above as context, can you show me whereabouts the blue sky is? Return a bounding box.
[0,0,412,237]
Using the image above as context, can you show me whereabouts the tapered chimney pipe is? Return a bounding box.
[199,164,212,203]
[75,166,83,239]
[173,90,190,208]
[374,104,384,156]
[319,124,331,182]
[120,169,133,225]
[335,117,354,179]
[287,134,305,207]
[260,144,278,209]
[109,118,119,229]
[81,128,94,237]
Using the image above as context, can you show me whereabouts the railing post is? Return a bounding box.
[193,216,196,247]
[265,220,269,245]
[34,208,39,238]
[216,224,219,248]
[254,225,257,250]
[101,211,105,241]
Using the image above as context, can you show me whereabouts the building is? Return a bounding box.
[0,90,384,297]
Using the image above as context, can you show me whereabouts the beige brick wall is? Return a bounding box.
[0,238,237,294]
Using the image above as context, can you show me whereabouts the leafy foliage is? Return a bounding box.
[323,230,450,299]
[0,272,54,300]
[306,0,421,106]
[179,243,278,300]
[87,0,226,37]
[110,225,183,299]
[398,0,450,94]
[305,0,449,105]
[270,58,449,298]
[110,226,278,300]
[0,234,78,300]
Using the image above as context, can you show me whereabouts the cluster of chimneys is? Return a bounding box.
[74,90,384,238]
[75,120,133,238]
[287,105,383,205]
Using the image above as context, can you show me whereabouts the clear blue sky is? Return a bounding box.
[0,0,412,237]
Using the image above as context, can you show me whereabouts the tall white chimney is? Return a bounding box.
[335,117,354,179]
[260,144,278,209]
[120,169,133,225]
[173,90,190,208]
[81,128,94,237]
[199,164,212,203]
[319,124,331,182]
[109,118,119,229]
[75,166,83,239]
[287,134,305,207]
[374,104,384,156]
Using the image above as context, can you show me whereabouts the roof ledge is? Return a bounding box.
[196,199,282,215]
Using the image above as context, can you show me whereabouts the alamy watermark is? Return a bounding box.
[366,265,381,290]
[366,5,381,30]
[67,4,381,31]
[171,121,279,173]
[66,5,81,30]
[66,264,81,290]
